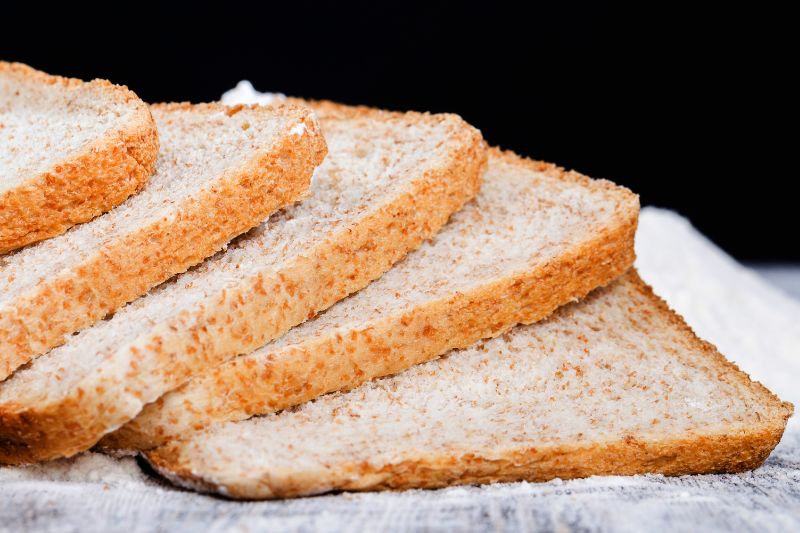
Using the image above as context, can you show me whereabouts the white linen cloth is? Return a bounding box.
[1,207,798,533]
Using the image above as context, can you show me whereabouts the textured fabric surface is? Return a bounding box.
[1,207,798,533]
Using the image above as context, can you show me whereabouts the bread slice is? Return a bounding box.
[0,103,486,464]
[0,62,159,253]
[0,101,325,381]
[107,148,639,451]
[147,270,793,499]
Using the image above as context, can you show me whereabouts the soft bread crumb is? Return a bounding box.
[0,102,322,381]
[147,272,792,499]
[114,147,639,449]
[0,102,485,464]
[0,62,159,253]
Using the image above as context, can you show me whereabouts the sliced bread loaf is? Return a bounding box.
[107,147,639,450]
[0,103,486,464]
[147,270,793,499]
[0,62,159,252]
[0,102,325,381]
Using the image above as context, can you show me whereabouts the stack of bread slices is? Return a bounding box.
[0,63,792,499]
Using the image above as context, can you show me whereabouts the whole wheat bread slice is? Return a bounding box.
[0,102,325,381]
[147,270,793,499]
[0,102,486,464]
[108,147,639,451]
[0,62,159,253]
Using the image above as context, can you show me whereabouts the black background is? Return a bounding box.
[2,3,795,261]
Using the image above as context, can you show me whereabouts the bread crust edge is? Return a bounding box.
[145,271,793,500]
[0,106,327,463]
[0,61,160,253]
[108,148,639,449]
[103,112,488,449]
[0,103,325,382]
[0,110,484,463]
[147,423,791,500]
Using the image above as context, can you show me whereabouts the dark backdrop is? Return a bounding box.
[2,3,794,261]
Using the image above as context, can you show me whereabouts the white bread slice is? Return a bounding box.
[0,102,324,381]
[0,62,159,253]
[0,102,486,464]
[108,148,639,451]
[147,270,793,499]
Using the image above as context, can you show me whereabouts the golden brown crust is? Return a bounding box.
[0,109,483,464]
[102,113,488,450]
[0,61,160,253]
[146,270,792,500]
[149,425,788,500]
[106,148,638,450]
[0,101,325,382]
[0,118,325,462]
